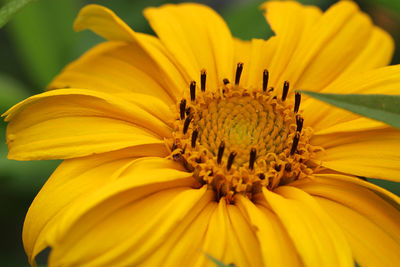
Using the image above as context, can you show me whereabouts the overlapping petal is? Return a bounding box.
[144,3,234,90]
[35,157,200,266]
[261,1,393,95]
[71,5,187,102]
[23,147,169,266]
[261,1,322,88]
[3,89,173,160]
[262,186,353,267]
[236,196,301,266]
[295,175,400,244]
[313,128,400,181]
[49,186,208,266]
[316,197,400,267]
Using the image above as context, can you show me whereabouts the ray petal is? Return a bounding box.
[263,186,353,267]
[236,195,302,267]
[3,89,172,160]
[144,3,234,90]
[313,128,400,181]
[22,147,169,266]
[316,197,400,267]
[49,186,208,266]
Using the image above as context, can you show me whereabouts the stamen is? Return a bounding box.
[201,69,206,92]
[217,141,225,164]
[185,107,192,116]
[191,129,198,148]
[282,81,289,101]
[294,92,301,113]
[290,132,300,155]
[223,78,230,85]
[179,99,186,120]
[249,148,257,170]
[190,81,196,102]
[227,151,237,171]
[235,63,244,85]
[183,114,193,134]
[171,142,178,152]
[263,69,269,92]
[268,87,274,93]
[296,115,304,132]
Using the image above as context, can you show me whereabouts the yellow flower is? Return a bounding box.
[3,1,400,266]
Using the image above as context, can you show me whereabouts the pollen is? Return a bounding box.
[168,64,322,202]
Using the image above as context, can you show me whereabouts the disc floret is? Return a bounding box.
[168,64,322,202]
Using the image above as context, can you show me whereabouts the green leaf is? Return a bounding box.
[0,0,36,28]
[301,91,400,129]
[205,253,235,267]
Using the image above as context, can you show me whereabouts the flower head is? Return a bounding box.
[3,1,400,266]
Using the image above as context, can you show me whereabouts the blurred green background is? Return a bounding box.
[1,0,400,265]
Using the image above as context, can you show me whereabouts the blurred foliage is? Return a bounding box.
[1,0,400,266]
[0,0,36,28]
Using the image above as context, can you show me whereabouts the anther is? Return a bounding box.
[227,151,237,171]
[223,78,230,85]
[183,114,193,134]
[249,148,257,170]
[258,173,265,180]
[235,62,244,85]
[268,87,274,93]
[282,81,289,101]
[296,115,304,132]
[179,99,186,120]
[190,81,196,101]
[201,69,206,92]
[263,69,269,92]
[171,142,178,152]
[185,107,192,116]
[191,129,198,148]
[217,141,225,164]
[290,132,300,155]
[294,92,301,113]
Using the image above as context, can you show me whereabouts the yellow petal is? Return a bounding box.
[316,197,400,267]
[335,26,394,80]
[48,41,185,104]
[49,186,208,266]
[291,2,373,90]
[262,1,393,96]
[141,201,217,267]
[74,4,135,42]
[194,199,230,266]
[260,1,322,87]
[304,65,400,133]
[3,89,172,160]
[72,4,188,101]
[236,195,301,267]
[295,175,400,244]
[144,3,234,90]
[224,204,263,267]
[313,128,400,181]
[311,173,400,208]
[263,186,353,267]
[23,147,168,266]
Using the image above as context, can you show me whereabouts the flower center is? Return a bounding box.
[168,64,322,202]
